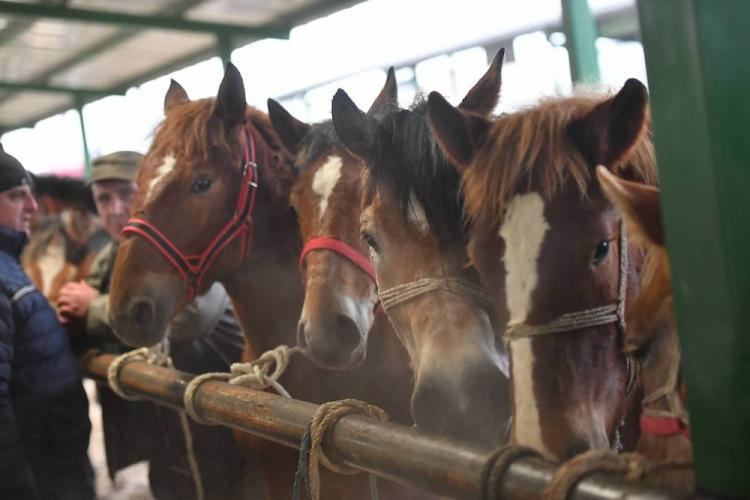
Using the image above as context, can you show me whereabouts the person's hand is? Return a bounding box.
[57,280,99,323]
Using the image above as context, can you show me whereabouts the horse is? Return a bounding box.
[107,63,423,499]
[22,175,110,303]
[427,78,658,459]
[328,50,512,443]
[597,167,693,489]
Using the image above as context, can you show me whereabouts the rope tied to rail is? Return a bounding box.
[543,449,647,500]
[183,344,300,425]
[293,399,389,500]
[479,445,542,500]
[106,340,206,500]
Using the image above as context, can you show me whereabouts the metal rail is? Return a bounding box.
[83,353,704,500]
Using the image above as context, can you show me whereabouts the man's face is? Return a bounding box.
[0,184,38,234]
[92,179,137,240]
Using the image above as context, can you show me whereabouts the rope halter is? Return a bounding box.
[640,345,690,437]
[121,126,259,302]
[504,222,629,341]
[378,277,494,315]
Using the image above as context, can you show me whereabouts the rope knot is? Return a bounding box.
[107,340,172,400]
[294,399,389,500]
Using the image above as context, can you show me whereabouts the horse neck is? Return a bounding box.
[221,193,303,360]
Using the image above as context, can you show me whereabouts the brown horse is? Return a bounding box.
[23,175,109,302]
[427,79,658,459]
[597,167,693,489]
[329,50,512,443]
[108,64,421,499]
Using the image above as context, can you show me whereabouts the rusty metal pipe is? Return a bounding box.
[84,354,708,500]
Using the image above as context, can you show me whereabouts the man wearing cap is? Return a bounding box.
[0,145,94,499]
[57,152,251,498]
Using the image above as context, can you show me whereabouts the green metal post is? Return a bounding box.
[217,34,234,66]
[561,0,600,83]
[75,100,91,178]
[637,1,750,496]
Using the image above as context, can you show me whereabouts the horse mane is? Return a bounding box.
[365,95,463,242]
[295,120,346,172]
[462,93,659,231]
[143,99,295,202]
[33,175,96,213]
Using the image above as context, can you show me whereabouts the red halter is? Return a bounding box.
[298,237,376,283]
[639,414,690,438]
[121,127,259,302]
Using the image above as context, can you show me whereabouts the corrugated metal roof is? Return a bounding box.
[0,0,356,129]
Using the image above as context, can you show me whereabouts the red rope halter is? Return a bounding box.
[298,237,376,283]
[121,127,259,302]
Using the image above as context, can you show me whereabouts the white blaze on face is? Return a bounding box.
[499,192,551,456]
[38,242,66,297]
[146,153,176,203]
[312,155,343,221]
[407,193,429,234]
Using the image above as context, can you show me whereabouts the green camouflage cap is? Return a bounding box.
[89,151,143,184]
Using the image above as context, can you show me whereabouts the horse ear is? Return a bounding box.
[164,79,189,114]
[428,91,491,172]
[267,99,311,156]
[569,78,649,168]
[214,62,247,129]
[332,89,377,162]
[458,48,504,115]
[367,67,399,118]
[596,166,664,246]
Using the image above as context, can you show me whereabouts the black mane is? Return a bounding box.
[295,120,344,172]
[365,96,463,242]
[33,174,96,213]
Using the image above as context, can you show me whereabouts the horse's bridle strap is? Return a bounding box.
[299,237,376,283]
[640,414,690,438]
[504,222,629,341]
[379,277,494,313]
[121,126,258,301]
[641,346,689,437]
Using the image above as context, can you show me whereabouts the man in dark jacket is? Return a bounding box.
[0,145,94,500]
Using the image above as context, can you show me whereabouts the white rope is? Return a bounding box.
[642,346,689,423]
[183,344,300,425]
[379,277,494,313]
[107,339,206,500]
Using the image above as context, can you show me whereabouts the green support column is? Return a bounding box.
[637,1,750,495]
[561,0,600,83]
[217,35,234,66]
[75,100,91,179]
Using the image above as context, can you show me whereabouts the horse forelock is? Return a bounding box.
[364,97,464,243]
[138,99,295,207]
[462,93,658,232]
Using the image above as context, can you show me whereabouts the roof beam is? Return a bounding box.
[0,1,291,37]
[0,81,118,97]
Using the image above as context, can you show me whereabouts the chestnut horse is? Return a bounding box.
[427,79,658,459]
[23,175,109,302]
[329,50,512,443]
[108,64,421,499]
[597,167,693,489]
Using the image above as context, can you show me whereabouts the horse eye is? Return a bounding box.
[191,176,212,193]
[592,239,611,265]
[361,232,379,252]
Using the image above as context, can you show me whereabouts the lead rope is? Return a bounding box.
[107,340,206,500]
[293,399,388,500]
[378,277,494,313]
[641,346,689,423]
[182,344,300,425]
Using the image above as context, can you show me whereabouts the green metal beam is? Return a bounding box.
[562,0,600,83]
[0,1,290,37]
[637,1,750,496]
[74,98,91,178]
[0,81,117,97]
[217,34,234,66]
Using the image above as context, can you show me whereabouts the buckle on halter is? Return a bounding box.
[249,180,258,188]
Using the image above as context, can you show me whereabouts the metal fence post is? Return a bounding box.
[637,1,750,495]
[562,0,600,83]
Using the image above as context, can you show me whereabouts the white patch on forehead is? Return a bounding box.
[312,155,343,221]
[146,153,176,202]
[407,193,429,234]
[500,193,549,324]
[511,339,551,456]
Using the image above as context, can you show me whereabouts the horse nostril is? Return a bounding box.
[296,321,309,350]
[333,314,362,354]
[129,298,156,328]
